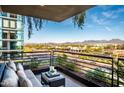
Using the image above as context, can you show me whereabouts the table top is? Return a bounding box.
[45,71,60,78]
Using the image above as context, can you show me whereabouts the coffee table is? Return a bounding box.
[41,71,65,87]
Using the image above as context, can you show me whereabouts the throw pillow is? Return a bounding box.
[17,71,33,87]
[0,66,19,87]
[20,78,33,87]
[16,63,24,71]
[7,61,17,71]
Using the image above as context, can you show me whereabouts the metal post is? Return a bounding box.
[112,58,114,87]
[50,50,54,66]
[50,51,52,66]
[117,59,119,86]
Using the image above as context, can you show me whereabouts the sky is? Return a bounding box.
[24,5,124,43]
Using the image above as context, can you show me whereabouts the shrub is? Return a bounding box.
[65,62,76,71]
[29,58,40,69]
[86,68,109,82]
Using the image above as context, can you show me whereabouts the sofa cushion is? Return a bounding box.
[16,63,24,71]
[7,61,17,71]
[17,70,27,79]
[20,78,33,87]
[0,66,19,87]
[17,70,33,87]
[25,70,43,87]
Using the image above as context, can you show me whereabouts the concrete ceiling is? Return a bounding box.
[0,5,94,22]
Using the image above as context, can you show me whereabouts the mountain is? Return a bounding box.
[25,39,124,45]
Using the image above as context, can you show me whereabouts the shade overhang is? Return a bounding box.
[0,5,94,22]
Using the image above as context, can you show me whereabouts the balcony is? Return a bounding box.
[0,51,124,87]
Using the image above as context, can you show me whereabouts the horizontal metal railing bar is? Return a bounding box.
[0,51,51,54]
[55,55,112,66]
[59,64,113,81]
[58,61,112,76]
[74,62,112,74]
[59,61,111,75]
[118,58,124,61]
[54,50,113,59]
[55,56,112,71]
[66,58,112,70]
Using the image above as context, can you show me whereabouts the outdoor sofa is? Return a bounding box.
[0,62,43,87]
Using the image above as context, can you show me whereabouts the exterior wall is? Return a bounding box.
[0,12,24,58]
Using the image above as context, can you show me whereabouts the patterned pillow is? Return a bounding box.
[0,66,19,87]
[7,61,17,71]
[16,63,24,71]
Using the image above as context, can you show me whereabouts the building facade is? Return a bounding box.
[0,12,23,58]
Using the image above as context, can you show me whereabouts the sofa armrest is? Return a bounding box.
[0,63,6,82]
[25,69,43,87]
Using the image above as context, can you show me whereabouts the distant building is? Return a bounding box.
[0,12,24,58]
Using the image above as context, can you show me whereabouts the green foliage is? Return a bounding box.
[23,16,45,38]
[65,62,76,71]
[56,54,67,65]
[79,56,111,64]
[86,68,109,82]
[72,12,85,29]
[29,58,40,69]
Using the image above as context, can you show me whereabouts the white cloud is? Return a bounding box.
[105,26,112,32]
[91,15,109,25]
[102,11,113,18]
[91,15,112,32]
[102,6,124,19]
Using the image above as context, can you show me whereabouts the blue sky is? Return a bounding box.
[24,5,124,43]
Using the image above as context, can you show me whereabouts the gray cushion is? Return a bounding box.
[0,66,19,87]
[7,61,17,71]
[19,77,33,87]
[17,70,27,80]
[16,63,24,71]
[21,78,33,87]
[17,70,33,87]
[25,70,43,87]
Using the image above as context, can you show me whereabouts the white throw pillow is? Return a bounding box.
[7,61,17,71]
[16,63,24,71]
[0,66,19,87]
[17,70,27,79]
[20,78,33,87]
[17,70,32,87]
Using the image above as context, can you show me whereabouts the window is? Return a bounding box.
[10,20,16,28]
[2,32,8,39]
[10,33,16,39]
[3,19,9,28]
[10,41,16,50]
[0,18,2,28]
[0,41,2,50]
[2,41,8,50]
[1,12,7,17]
[10,14,17,18]
[0,29,2,40]
[17,21,22,29]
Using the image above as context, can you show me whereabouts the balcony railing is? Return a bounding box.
[0,50,124,87]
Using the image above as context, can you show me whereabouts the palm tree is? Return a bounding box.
[24,11,85,38]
